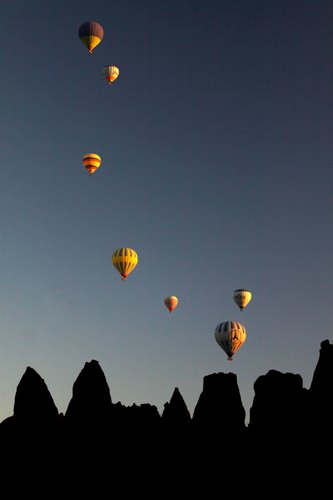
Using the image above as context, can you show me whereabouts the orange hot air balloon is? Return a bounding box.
[78,21,104,54]
[82,153,101,176]
[164,296,178,313]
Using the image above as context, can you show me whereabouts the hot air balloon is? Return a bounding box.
[164,296,178,313]
[78,21,104,54]
[233,289,252,311]
[214,321,246,360]
[82,153,101,176]
[112,248,138,281]
[102,65,120,85]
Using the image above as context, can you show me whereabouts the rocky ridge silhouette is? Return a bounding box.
[0,339,331,493]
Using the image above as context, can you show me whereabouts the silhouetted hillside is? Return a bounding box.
[0,339,331,493]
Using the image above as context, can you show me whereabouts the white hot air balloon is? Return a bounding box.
[233,289,252,311]
[102,65,120,85]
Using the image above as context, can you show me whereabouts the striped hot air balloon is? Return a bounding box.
[78,21,104,54]
[112,248,138,281]
[102,65,120,85]
[214,321,247,360]
[82,153,101,176]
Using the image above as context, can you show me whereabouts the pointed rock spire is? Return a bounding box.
[162,387,191,426]
[65,360,112,420]
[14,366,58,422]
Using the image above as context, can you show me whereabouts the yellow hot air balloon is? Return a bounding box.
[164,296,178,313]
[233,289,252,311]
[112,248,138,281]
[214,321,246,360]
[82,153,101,176]
[78,21,104,54]
[102,65,120,85]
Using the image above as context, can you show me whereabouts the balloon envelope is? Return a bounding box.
[102,65,120,85]
[233,289,252,311]
[164,296,178,312]
[112,248,138,280]
[78,21,104,53]
[82,153,101,175]
[214,321,246,360]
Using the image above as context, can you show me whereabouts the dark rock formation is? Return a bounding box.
[310,339,333,397]
[248,369,306,437]
[63,359,114,457]
[65,359,112,421]
[13,366,59,421]
[160,387,192,466]
[191,371,246,460]
[0,366,61,460]
[162,387,191,427]
[110,400,161,437]
[0,339,332,491]
[192,372,246,430]
[307,339,333,442]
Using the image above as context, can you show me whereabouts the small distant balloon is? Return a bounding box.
[82,153,101,176]
[233,289,252,311]
[102,65,120,85]
[214,321,246,360]
[78,21,104,54]
[112,248,138,281]
[164,296,178,313]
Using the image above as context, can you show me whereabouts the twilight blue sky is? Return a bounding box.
[0,0,332,423]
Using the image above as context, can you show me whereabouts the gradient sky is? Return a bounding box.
[1,0,332,424]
